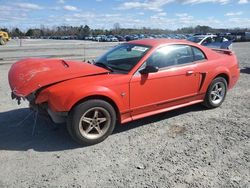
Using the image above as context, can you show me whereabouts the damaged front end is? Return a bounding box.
[12,89,67,124]
[11,91,22,105]
[10,84,67,125]
[8,58,109,123]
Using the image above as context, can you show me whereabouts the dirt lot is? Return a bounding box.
[0,39,249,188]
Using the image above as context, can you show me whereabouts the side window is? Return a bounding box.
[202,37,212,45]
[192,47,206,61]
[211,37,216,43]
[146,45,193,69]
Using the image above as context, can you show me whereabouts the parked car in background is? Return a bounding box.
[106,35,118,42]
[138,34,146,39]
[44,32,249,43]
[187,35,233,49]
[94,35,106,42]
[234,32,250,42]
[115,35,125,41]
[124,35,133,41]
[9,39,239,145]
[84,36,94,40]
[245,32,250,41]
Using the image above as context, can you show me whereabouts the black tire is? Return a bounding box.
[203,77,227,108]
[0,37,5,45]
[67,99,116,145]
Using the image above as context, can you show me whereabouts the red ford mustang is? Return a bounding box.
[8,39,240,145]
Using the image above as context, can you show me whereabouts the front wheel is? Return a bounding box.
[67,99,116,145]
[203,77,227,108]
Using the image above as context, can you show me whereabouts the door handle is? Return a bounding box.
[186,70,194,76]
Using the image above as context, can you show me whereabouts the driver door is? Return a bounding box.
[129,45,200,117]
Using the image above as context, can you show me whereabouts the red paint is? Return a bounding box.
[8,39,240,124]
[8,58,108,96]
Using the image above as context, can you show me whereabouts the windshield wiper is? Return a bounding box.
[94,62,113,72]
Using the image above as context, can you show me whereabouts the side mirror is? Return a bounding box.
[139,65,159,74]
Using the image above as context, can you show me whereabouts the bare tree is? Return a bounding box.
[113,23,121,34]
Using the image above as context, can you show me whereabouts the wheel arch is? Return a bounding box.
[201,71,230,95]
[69,95,121,123]
[213,73,230,86]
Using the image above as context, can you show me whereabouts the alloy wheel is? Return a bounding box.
[78,107,111,140]
[210,82,226,105]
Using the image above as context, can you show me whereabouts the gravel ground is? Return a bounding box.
[0,40,249,188]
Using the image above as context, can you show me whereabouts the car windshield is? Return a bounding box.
[95,43,150,73]
[187,36,204,43]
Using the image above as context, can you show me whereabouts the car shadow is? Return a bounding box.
[0,104,206,152]
[0,108,80,152]
[113,104,206,134]
[240,67,250,74]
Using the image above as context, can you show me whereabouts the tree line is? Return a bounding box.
[1,24,250,38]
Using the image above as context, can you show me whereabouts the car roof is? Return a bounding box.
[128,39,196,48]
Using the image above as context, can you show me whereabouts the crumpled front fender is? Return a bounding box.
[36,85,126,113]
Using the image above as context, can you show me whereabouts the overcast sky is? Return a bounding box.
[0,0,250,30]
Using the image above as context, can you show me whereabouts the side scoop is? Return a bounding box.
[8,58,109,97]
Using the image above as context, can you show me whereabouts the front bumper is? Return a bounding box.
[30,102,67,124]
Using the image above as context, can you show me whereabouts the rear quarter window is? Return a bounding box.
[192,47,206,61]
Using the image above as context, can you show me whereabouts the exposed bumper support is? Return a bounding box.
[47,108,67,123]
[29,102,67,124]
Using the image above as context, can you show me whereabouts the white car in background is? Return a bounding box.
[187,35,233,50]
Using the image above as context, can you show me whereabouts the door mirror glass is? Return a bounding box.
[139,65,159,74]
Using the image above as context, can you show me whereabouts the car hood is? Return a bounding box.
[8,58,109,97]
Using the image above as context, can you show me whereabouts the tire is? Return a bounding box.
[67,99,116,145]
[203,77,227,108]
[0,37,6,45]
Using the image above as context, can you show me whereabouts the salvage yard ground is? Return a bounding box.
[0,39,249,187]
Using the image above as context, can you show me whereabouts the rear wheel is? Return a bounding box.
[67,99,116,145]
[203,77,227,108]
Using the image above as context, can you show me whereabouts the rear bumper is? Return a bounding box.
[229,68,240,89]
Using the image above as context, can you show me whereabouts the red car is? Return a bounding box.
[8,39,240,145]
